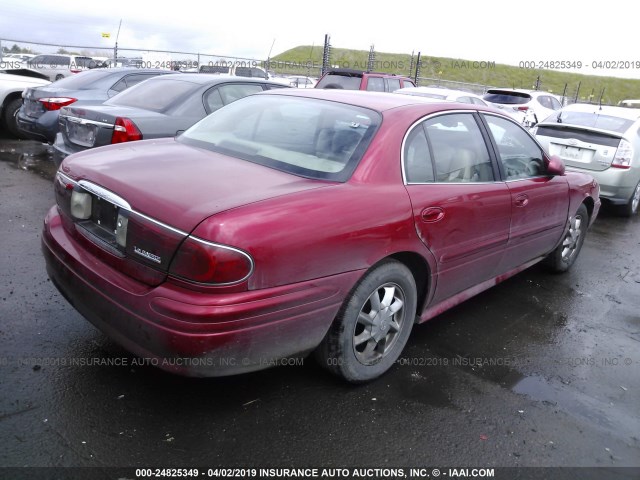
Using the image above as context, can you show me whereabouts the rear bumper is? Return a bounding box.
[566,166,640,205]
[16,109,58,143]
[52,132,87,166]
[42,206,362,376]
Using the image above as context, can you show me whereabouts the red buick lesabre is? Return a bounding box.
[42,89,600,382]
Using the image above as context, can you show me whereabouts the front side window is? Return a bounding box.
[179,95,381,182]
[424,114,494,183]
[484,114,545,180]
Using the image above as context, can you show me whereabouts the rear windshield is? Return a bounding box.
[178,94,381,182]
[200,65,230,74]
[316,73,362,90]
[483,91,531,105]
[106,78,197,112]
[544,111,634,134]
[46,69,117,89]
[235,67,268,79]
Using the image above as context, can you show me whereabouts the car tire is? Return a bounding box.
[616,181,640,217]
[55,74,64,81]
[314,260,417,383]
[2,97,24,139]
[545,203,589,273]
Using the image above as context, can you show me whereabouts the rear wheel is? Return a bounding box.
[545,203,588,273]
[55,74,64,81]
[616,181,640,217]
[315,260,417,383]
[2,97,24,139]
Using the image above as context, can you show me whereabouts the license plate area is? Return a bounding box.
[67,121,97,147]
[557,144,594,163]
[76,195,124,254]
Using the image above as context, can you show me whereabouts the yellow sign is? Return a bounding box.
[102,33,111,38]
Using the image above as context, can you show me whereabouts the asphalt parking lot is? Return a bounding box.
[0,137,639,478]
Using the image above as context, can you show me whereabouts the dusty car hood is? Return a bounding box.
[59,138,334,232]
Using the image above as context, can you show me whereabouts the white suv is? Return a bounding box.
[25,54,98,81]
[483,89,562,127]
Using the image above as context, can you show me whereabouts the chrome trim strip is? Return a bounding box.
[128,210,188,236]
[59,115,114,129]
[56,171,79,186]
[78,180,132,211]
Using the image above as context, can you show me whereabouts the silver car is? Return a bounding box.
[534,103,640,216]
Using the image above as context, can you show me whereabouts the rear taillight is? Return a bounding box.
[169,237,253,285]
[70,69,82,74]
[111,117,143,144]
[39,97,77,111]
[612,139,633,169]
[516,106,529,111]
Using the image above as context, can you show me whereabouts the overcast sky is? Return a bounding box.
[1,0,638,79]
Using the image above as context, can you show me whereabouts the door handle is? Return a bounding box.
[421,207,445,223]
[514,194,529,207]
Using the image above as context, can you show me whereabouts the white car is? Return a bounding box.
[483,89,562,127]
[394,86,488,106]
[286,75,317,88]
[0,71,50,137]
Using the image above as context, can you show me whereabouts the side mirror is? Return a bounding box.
[546,155,565,176]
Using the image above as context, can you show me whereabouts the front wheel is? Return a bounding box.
[315,260,417,383]
[545,203,589,273]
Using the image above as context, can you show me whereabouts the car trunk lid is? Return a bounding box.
[535,124,623,171]
[58,104,163,150]
[57,138,335,284]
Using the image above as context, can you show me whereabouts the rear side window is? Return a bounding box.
[107,79,197,112]
[386,78,401,92]
[404,125,434,183]
[366,77,385,92]
[203,84,264,113]
[424,114,494,183]
[402,80,416,88]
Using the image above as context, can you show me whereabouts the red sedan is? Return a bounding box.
[42,89,600,382]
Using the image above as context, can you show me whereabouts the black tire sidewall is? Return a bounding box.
[3,98,23,138]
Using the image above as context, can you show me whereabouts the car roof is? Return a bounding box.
[559,103,640,121]
[324,68,411,79]
[142,73,284,86]
[261,88,493,113]
[396,86,480,98]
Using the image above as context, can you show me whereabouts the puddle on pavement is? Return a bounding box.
[0,139,57,181]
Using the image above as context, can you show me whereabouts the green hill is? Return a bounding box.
[271,46,640,105]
